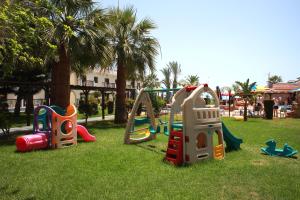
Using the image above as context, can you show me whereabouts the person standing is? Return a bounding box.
[273,98,279,117]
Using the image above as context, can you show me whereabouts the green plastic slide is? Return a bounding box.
[222,122,243,151]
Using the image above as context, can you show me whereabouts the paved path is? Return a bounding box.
[1,115,115,134]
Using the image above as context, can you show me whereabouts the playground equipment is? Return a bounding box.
[16,104,96,152]
[222,122,243,151]
[124,88,180,144]
[165,84,243,165]
[124,88,157,144]
[124,85,243,165]
[261,139,298,157]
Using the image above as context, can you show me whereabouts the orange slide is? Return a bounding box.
[77,125,96,142]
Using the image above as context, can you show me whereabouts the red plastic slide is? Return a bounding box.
[77,125,96,142]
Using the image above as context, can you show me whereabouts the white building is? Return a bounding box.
[6,69,142,111]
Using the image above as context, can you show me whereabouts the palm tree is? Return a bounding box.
[183,75,199,86]
[168,61,181,89]
[43,0,110,108]
[268,75,282,87]
[161,66,172,100]
[142,72,160,89]
[235,78,256,121]
[231,83,240,94]
[107,6,159,123]
[221,86,233,117]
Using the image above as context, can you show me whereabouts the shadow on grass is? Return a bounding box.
[0,184,21,198]
[260,153,298,159]
[135,143,166,155]
[0,184,9,192]
[87,120,126,130]
[0,120,121,146]
[135,143,191,168]
[0,134,17,146]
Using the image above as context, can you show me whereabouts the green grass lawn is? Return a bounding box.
[0,118,299,200]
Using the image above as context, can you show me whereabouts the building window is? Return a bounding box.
[81,75,86,85]
[137,83,141,89]
[105,78,109,84]
[94,76,98,83]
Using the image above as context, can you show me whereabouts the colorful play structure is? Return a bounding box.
[261,139,298,157]
[16,104,96,152]
[124,84,243,165]
[124,88,179,144]
[124,88,157,144]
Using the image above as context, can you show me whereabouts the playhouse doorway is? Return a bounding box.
[213,130,224,159]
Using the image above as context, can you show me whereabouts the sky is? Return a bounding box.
[98,0,300,88]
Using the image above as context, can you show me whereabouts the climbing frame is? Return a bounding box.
[51,104,77,149]
[124,89,156,144]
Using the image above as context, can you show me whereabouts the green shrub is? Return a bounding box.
[0,100,11,136]
[78,97,99,124]
[149,94,166,116]
[107,101,114,114]
[126,98,135,112]
[78,100,98,116]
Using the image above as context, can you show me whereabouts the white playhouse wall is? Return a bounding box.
[181,85,224,164]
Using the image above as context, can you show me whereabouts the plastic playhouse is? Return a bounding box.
[165,84,243,165]
[261,139,298,157]
[124,84,243,166]
[16,104,96,152]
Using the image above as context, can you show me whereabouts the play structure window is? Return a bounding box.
[216,130,223,145]
[61,120,73,135]
[197,132,207,149]
[196,92,217,108]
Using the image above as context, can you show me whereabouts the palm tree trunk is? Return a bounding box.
[44,86,50,106]
[131,79,135,99]
[84,90,89,126]
[228,96,231,117]
[244,98,248,121]
[25,94,34,126]
[114,62,127,124]
[51,43,70,108]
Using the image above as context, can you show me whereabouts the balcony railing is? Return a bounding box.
[81,80,94,86]
[102,82,116,88]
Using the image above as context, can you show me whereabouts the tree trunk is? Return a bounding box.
[166,88,171,102]
[243,98,248,121]
[25,94,34,126]
[228,96,231,117]
[14,94,22,116]
[101,91,105,120]
[44,86,50,105]
[51,44,70,109]
[114,62,127,124]
[130,80,135,99]
[84,90,89,126]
